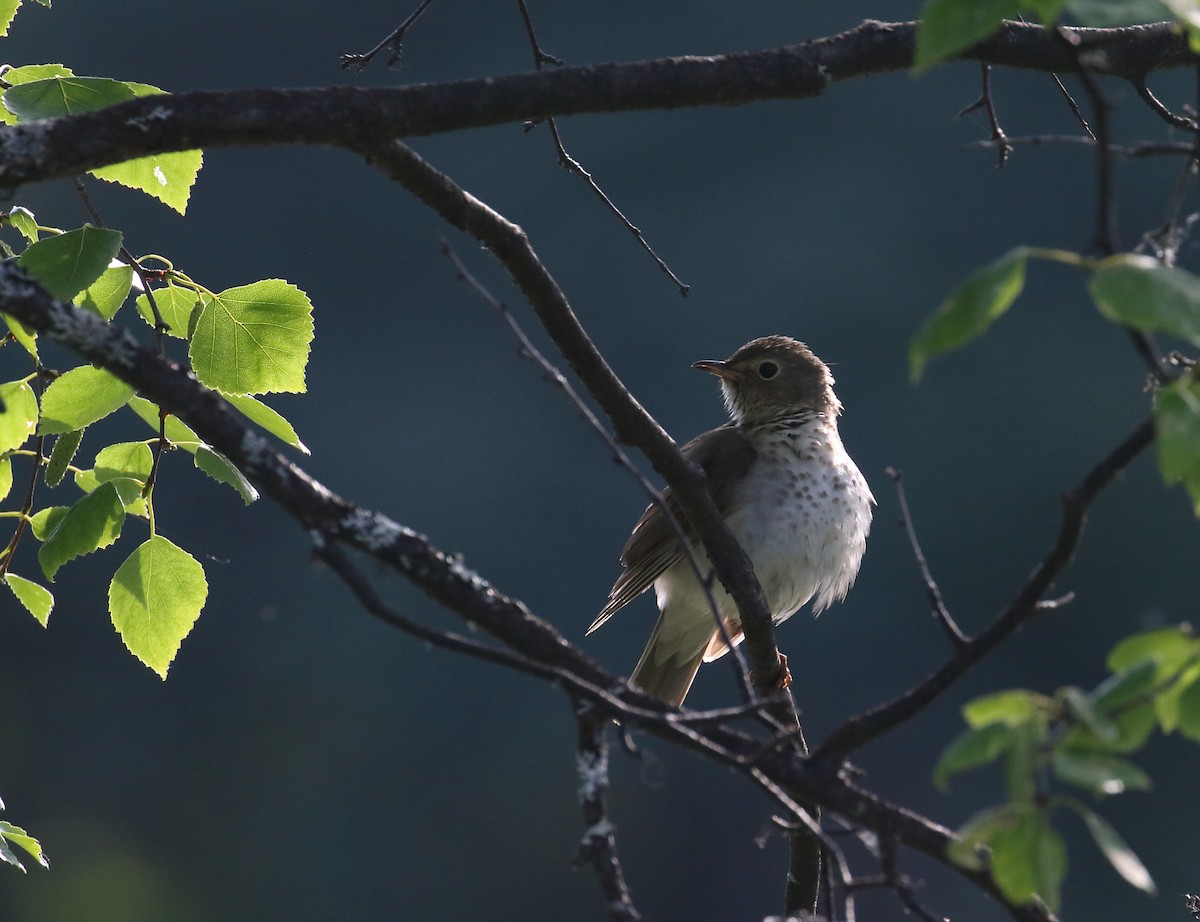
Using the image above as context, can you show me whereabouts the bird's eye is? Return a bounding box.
[757,361,779,380]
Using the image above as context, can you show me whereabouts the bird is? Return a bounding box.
[587,335,873,707]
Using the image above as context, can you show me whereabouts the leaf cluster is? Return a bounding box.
[936,625,1200,910]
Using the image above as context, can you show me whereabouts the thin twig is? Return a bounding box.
[964,135,1195,158]
[886,468,967,650]
[1133,77,1199,131]
[1052,72,1095,140]
[338,0,437,71]
[958,64,1012,168]
[513,0,689,295]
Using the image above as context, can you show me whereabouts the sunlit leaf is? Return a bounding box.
[43,428,83,487]
[75,265,134,320]
[126,397,202,453]
[28,505,68,541]
[17,224,122,300]
[193,445,258,504]
[1,312,39,360]
[3,573,53,626]
[94,441,154,485]
[0,380,38,454]
[134,284,200,338]
[0,455,10,501]
[38,365,133,434]
[224,393,308,453]
[37,481,124,581]
[1177,676,1200,742]
[188,279,314,395]
[0,820,49,872]
[910,247,1027,381]
[6,205,39,242]
[109,536,207,678]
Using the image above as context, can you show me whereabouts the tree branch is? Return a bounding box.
[0,21,1189,190]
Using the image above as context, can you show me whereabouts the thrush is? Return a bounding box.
[588,335,873,707]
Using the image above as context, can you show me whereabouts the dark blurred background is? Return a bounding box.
[1,2,1197,920]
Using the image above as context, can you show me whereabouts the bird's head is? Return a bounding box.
[693,335,840,425]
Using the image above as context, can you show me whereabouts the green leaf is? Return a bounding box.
[127,397,202,453]
[1090,255,1200,345]
[38,365,134,434]
[1064,701,1157,754]
[1067,0,1172,24]
[963,688,1046,728]
[0,820,49,872]
[75,265,134,320]
[0,66,74,125]
[989,807,1066,911]
[134,284,199,338]
[1177,676,1200,741]
[37,481,124,581]
[44,428,83,487]
[92,148,203,216]
[6,205,39,242]
[108,535,207,678]
[1074,804,1157,893]
[188,279,314,395]
[1109,625,1200,673]
[0,0,19,37]
[93,441,154,485]
[1154,378,1200,515]
[3,573,53,626]
[1,311,39,360]
[1092,659,1159,713]
[18,224,123,300]
[0,380,38,454]
[910,248,1027,381]
[1108,625,1200,729]
[0,455,11,502]
[194,446,258,504]
[3,75,138,120]
[28,505,68,540]
[1005,718,1041,804]
[224,393,309,454]
[1052,750,1151,796]
[947,805,1015,871]
[934,722,1014,790]
[1061,686,1118,742]
[1165,0,1200,30]
[914,0,1022,71]
[1024,0,1069,19]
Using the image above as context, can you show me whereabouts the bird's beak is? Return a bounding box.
[692,359,738,380]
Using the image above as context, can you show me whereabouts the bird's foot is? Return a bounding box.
[750,652,792,690]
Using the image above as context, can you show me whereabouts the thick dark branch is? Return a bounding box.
[0,21,1189,190]
[816,419,1155,764]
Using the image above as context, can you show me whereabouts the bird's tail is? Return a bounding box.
[629,614,706,708]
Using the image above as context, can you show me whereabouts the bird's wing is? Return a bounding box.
[587,423,756,633]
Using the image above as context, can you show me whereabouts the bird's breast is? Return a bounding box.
[727,422,873,619]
